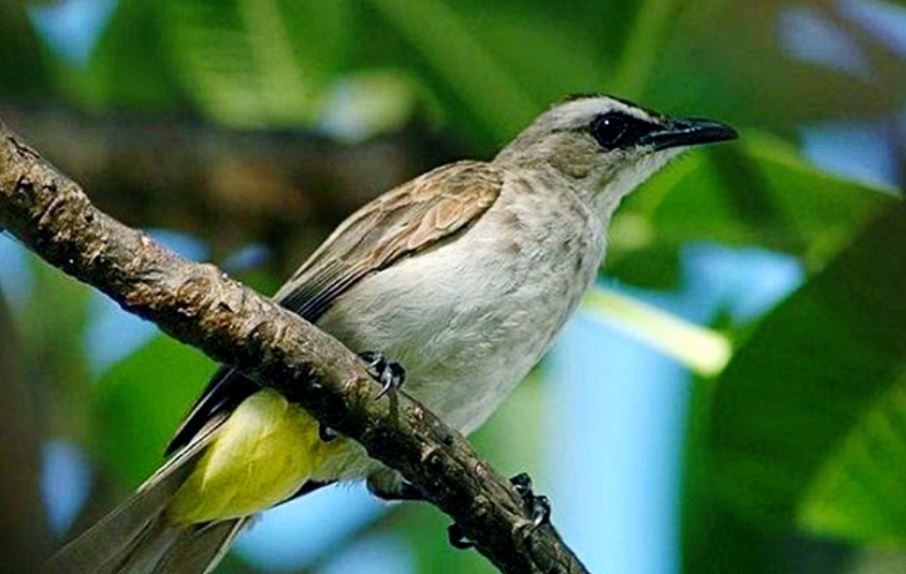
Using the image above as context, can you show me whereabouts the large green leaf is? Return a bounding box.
[92,336,213,487]
[707,204,906,543]
[613,133,896,274]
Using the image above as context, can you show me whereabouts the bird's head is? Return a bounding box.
[494,94,737,219]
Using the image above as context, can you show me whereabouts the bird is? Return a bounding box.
[48,94,736,573]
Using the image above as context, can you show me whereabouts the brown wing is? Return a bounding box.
[274,161,501,316]
[166,161,503,454]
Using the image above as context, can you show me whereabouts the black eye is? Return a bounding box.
[590,112,629,149]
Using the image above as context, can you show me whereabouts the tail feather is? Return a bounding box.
[108,518,181,574]
[47,417,226,574]
[47,466,186,573]
[155,519,247,574]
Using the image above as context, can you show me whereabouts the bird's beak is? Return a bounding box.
[640,117,738,151]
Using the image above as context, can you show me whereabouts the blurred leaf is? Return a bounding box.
[617,133,896,270]
[708,204,906,543]
[643,1,902,132]
[364,0,539,146]
[159,0,350,126]
[583,287,732,377]
[0,1,52,97]
[681,368,776,574]
[471,368,547,476]
[92,336,212,487]
[0,286,50,569]
[609,0,688,98]
[450,1,606,109]
[72,0,183,112]
[17,254,94,438]
[320,69,422,142]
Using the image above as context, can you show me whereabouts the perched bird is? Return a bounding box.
[49,94,736,573]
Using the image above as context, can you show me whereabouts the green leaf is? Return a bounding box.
[642,2,902,131]
[708,204,906,544]
[0,1,52,97]
[160,0,349,127]
[615,133,896,270]
[92,336,213,487]
[71,0,183,112]
[364,0,539,145]
[609,0,687,98]
[16,254,94,439]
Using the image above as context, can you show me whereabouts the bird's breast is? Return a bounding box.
[318,181,603,434]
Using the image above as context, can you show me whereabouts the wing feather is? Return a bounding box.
[165,161,502,454]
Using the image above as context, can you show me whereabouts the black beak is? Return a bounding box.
[640,117,738,151]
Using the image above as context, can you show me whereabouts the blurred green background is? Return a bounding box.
[1,0,905,573]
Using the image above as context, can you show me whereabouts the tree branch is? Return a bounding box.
[0,117,589,574]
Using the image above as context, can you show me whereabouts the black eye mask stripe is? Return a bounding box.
[589,112,660,150]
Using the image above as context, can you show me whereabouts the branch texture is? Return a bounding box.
[0,117,589,574]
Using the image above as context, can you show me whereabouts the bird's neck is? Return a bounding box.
[510,162,624,227]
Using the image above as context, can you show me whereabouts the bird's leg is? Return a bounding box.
[368,475,478,549]
[447,473,550,551]
[448,523,475,549]
[318,424,340,442]
[358,351,406,400]
[367,475,425,502]
[510,472,551,529]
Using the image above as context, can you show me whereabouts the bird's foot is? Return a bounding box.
[359,351,406,400]
[318,423,340,443]
[448,523,474,549]
[367,477,425,502]
[511,472,551,529]
[447,473,551,551]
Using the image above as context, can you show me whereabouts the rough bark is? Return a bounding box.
[0,117,589,574]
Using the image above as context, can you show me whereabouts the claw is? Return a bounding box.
[367,476,425,502]
[446,474,550,551]
[447,523,474,550]
[359,351,406,400]
[510,472,532,497]
[509,472,551,531]
[530,494,551,528]
[318,424,339,442]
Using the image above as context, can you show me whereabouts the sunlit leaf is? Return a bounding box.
[582,287,731,377]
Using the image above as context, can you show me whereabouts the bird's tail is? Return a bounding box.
[46,418,244,574]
